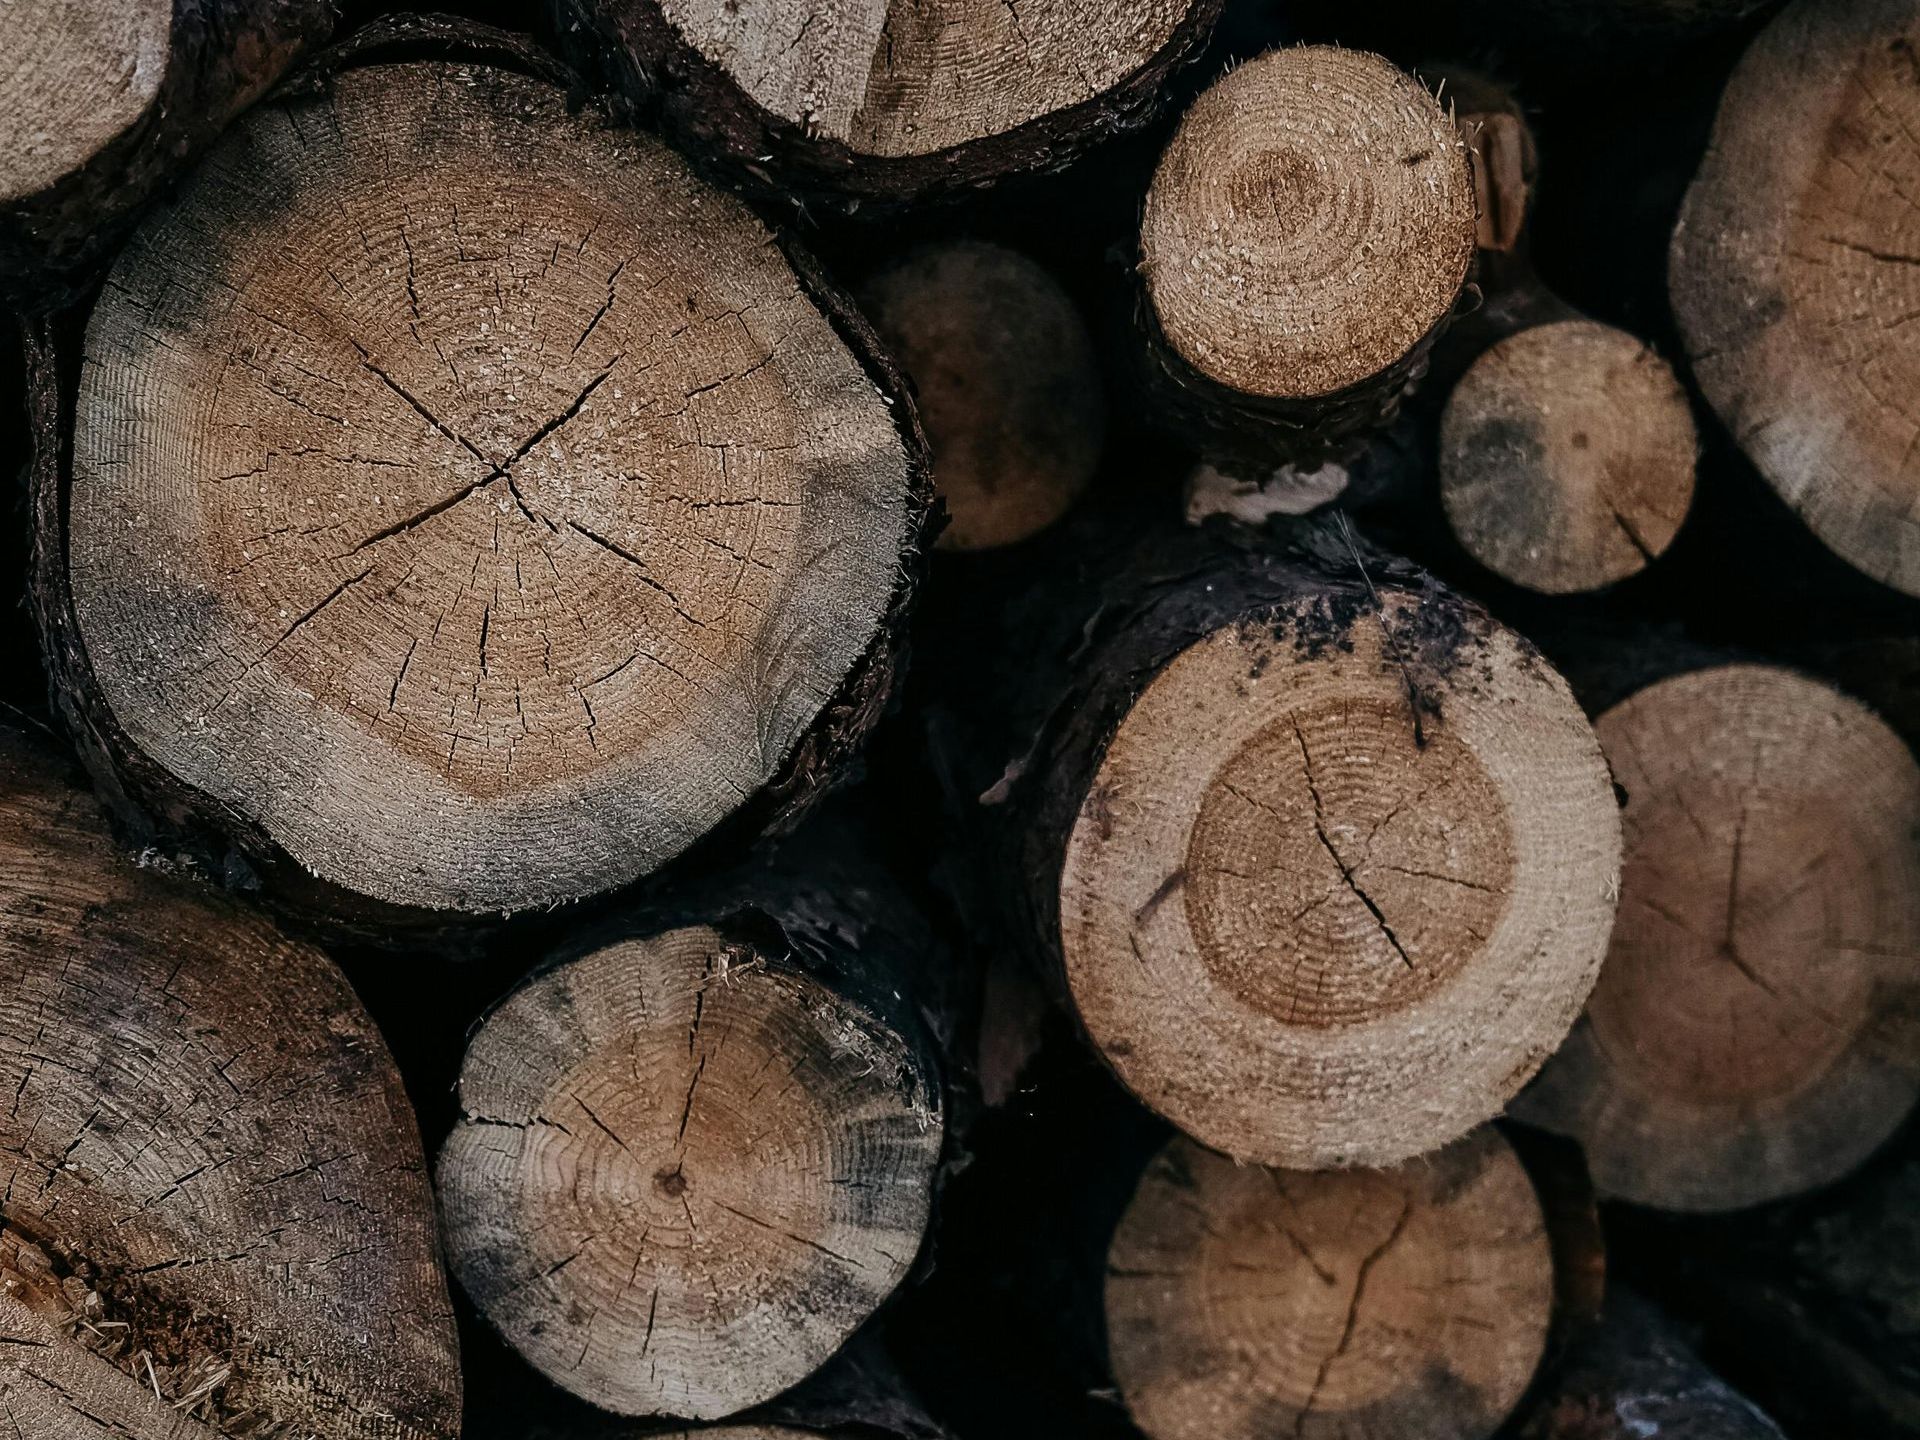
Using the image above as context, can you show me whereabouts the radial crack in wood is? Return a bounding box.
[0,725,460,1438]
[56,58,928,915]
[1105,1130,1553,1440]
[1671,0,1920,597]
[439,923,942,1418]
[1512,664,1920,1211]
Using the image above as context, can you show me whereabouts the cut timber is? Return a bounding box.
[439,885,943,1418]
[0,724,459,1438]
[47,57,929,916]
[1138,46,1475,467]
[0,0,332,308]
[1107,1129,1553,1440]
[1671,0,1920,597]
[1440,320,1698,593]
[552,0,1222,204]
[1512,664,1920,1211]
[1018,525,1620,1168]
[860,241,1106,551]
[1518,1290,1785,1439]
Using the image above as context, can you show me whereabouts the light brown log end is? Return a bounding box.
[1106,1130,1553,1440]
[1441,320,1698,593]
[1513,663,1920,1211]
[439,926,942,1419]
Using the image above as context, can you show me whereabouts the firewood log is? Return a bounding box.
[438,839,946,1420]
[548,0,1223,207]
[1512,662,1920,1211]
[1138,45,1477,473]
[859,240,1106,551]
[0,721,459,1437]
[0,0,333,310]
[1670,0,1920,598]
[27,30,931,922]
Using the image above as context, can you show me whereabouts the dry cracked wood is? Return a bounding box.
[0,0,333,309]
[860,241,1106,550]
[43,56,930,917]
[1138,45,1476,469]
[1106,1129,1553,1440]
[1671,0,1920,597]
[0,723,460,1437]
[552,0,1223,205]
[1513,664,1920,1211]
[440,887,943,1418]
[1010,525,1620,1168]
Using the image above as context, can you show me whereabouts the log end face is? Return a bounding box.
[1440,320,1698,594]
[1515,663,1920,1211]
[861,240,1106,551]
[440,925,942,1418]
[1106,1130,1552,1440]
[1141,46,1476,403]
[1059,590,1619,1168]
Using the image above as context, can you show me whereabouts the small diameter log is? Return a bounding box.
[438,879,944,1419]
[860,241,1106,551]
[550,0,1223,206]
[1106,1129,1554,1440]
[38,54,930,917]
[1138,46,1476,469]
[1518,1290,1786,1440]
[1671,0,1920,597]
[1512,663,1920,1211]
[0,724,459,1437]
[1435,72,1696,594]
[0,0,332,308]
[1013,524,1620,1168]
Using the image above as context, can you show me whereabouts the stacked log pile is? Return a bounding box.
[3,2,1917,1439]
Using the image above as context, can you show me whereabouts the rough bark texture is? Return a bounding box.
[1136,46,1477,471]
[548,0,1224,208]
[1517,1290,1786,1440]
[0,720,460,1438]
[27,21,933,928]
[0,0,335,312]
[439,827,948,1421]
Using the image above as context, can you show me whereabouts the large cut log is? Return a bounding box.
[1434,70,1697,595]
[0,722,460,1437]
[29,40,931,921]
[1138,45,1476,472]
[1106,1128,1554,1440]
[1518,1290,1786,1439]
[438,842,946,1420]
[1671,0,1920,597]
[0,0,334,309]
[1512,663,1920,1211]
[549,0,1223,206]
[859,240,1106,551]
[942,518,1619,1169]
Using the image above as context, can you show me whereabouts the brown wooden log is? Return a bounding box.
[0,720,460,1437]
[1138,46,1477,473]
[1106,1127,1555,1440]
[548,0,1223,207]
[1518,1290,1787,1440]
[859,240,1107,551]
[1434,71,1698,595]
[1671,0,1920,598]
[1512,662,1920,1211]
[954,517,1619,1169]
[437,841,946,1420]
[0,0,333,311]
[28,33,932,923]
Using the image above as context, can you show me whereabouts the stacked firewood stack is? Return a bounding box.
[0,0,1914,1436]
